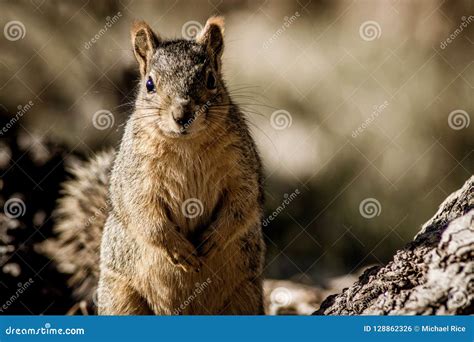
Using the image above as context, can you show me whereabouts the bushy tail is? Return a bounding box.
[40,150,115,303]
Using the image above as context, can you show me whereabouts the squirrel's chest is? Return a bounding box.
[152,154,229,232]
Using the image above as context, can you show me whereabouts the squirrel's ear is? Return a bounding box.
[131,20,160,77]
[196,16,224,66]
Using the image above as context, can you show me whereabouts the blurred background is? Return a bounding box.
[0,0,473,313]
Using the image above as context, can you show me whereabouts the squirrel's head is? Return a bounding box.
[130,17,227,139]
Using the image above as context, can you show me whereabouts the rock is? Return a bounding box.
[263,273,361,315]
[314,176,473,315]
[264,279,323,315]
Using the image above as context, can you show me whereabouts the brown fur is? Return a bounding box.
[45,17,265,315]
[39,151,114,301]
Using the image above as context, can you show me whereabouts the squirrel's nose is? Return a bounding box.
[173,112,193,127]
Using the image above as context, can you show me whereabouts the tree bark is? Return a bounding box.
[314,176,473,315]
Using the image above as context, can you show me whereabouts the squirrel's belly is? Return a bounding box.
[102,213,263,313]
[136,241,247,314]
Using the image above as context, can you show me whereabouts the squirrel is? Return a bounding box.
[41,16,266,315]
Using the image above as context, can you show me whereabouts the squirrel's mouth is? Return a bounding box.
[157,110,209,139]
[159,126,197,140]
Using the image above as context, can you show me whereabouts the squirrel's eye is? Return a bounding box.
[206,72,217,90]
[146,77,155,93]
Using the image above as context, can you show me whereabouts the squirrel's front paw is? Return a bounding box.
[199,232,222,260]
[163,229,202,272]
[165,249,202,272]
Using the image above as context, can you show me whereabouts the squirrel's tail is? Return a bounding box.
[39,150,115,304]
